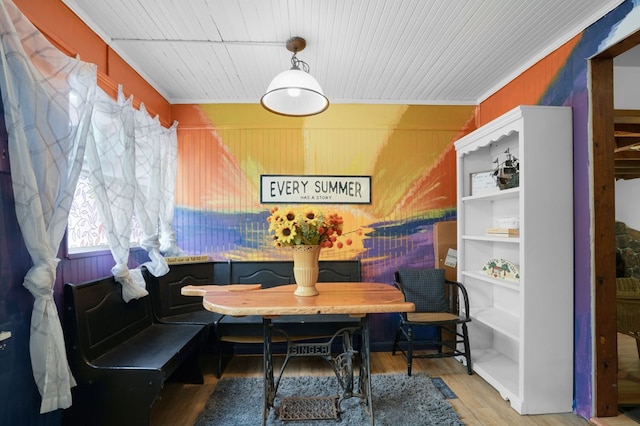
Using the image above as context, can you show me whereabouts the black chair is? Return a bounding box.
[392,268,472,376]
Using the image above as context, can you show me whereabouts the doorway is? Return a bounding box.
[592,29,640,417]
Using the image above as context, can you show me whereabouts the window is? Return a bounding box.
[67,169,143,252]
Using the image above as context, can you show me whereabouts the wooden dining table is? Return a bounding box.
[182,282,414,425]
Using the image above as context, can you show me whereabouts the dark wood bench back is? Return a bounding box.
[318,260,361,282]
[64,277,153,362]
[228,260,361,288]
[144,262,216,320]
[229,261,293,288]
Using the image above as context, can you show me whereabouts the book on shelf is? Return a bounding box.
[485,227,520,237]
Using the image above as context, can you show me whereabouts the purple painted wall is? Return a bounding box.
[534,1,637,415]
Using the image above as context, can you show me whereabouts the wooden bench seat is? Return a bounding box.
[143,261,223,356]
[63,276,205,426]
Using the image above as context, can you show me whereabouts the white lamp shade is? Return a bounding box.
[260,68,329,117]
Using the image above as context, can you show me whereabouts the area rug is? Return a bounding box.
[194,373,463,426]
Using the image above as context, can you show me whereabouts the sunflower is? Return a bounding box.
[267,207,283,232]
[283,208,297,222]
[275,222,297,245]
[267,214,283,233]
[266,205,359,249]
[301,207,320,227]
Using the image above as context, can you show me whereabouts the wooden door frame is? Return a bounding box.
[591,29,640,417]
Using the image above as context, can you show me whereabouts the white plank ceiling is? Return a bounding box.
[61,0,625,105]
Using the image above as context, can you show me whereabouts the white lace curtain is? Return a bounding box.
[88,87,183,301]
[0,0,95,413]
[0,0,184,412]
[159,121,184,257]
[133,102,170,277]
[86,87,148,302]
[134,102,183,260]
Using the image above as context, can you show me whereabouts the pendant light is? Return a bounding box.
[260,37,329,117]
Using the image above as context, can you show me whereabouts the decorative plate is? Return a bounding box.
[482,258,520,282]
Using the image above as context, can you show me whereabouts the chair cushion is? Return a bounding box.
[397,268,448,313]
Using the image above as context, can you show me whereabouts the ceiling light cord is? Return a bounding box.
[290,53,310,73]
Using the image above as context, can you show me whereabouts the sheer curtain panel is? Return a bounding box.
[133,103,169,277]
[86,86,148,302]
[159,121,185,257]
[0,0,97,413]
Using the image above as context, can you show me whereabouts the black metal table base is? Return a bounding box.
[261,316,373,425]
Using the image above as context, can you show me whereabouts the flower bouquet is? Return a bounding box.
[267,205,358,249]
[266,205,360,296]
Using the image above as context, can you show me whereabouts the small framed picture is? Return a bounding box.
[470,170,497,196]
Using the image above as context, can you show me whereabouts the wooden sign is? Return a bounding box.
[261,175,371,204]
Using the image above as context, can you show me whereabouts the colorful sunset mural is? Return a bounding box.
[171,103,474,283]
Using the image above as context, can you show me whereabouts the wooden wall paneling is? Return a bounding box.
[172,106,472,287]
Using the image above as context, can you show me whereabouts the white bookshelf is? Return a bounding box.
[454,105,574,414]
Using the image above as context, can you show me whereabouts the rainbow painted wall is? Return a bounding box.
[172,103,475,285]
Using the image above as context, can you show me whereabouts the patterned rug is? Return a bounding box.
[194,373,463,426]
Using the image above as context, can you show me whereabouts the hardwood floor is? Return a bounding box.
[589,333,640,426]
[149,347,610,425]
